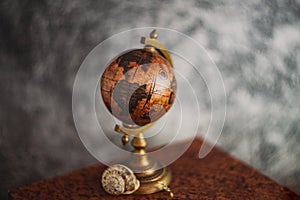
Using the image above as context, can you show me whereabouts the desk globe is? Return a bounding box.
[100,30,176,197]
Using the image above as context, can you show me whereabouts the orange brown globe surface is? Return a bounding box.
[100,48,176,126]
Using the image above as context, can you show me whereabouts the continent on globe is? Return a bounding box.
[101,48,176,126]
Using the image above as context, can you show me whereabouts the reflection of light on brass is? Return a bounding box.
[159,181,174,198]
[141,29,173,67]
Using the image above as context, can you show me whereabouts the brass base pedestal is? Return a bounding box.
[135,167,172,194]
[115,124,173,196]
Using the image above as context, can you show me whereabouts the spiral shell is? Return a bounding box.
[101,164,140,195]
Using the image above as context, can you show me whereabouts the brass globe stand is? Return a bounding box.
[115,124,173,196]
[101,29,175,197]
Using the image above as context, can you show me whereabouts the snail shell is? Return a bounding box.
[101,164,140,195]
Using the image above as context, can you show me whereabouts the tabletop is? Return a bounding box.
[8,137,299,199]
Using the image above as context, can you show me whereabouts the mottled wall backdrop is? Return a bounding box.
[1,0,300,198]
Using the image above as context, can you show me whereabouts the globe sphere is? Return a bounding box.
[101,48,176,126]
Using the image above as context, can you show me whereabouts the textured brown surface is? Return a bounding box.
[101,48,176,126]
[9,138,299,200]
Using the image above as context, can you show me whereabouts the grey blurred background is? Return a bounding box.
[1,0,300,198]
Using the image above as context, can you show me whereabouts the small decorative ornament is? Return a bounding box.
[101,164,140,195]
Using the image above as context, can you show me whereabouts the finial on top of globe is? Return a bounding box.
[100,30,176,127]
